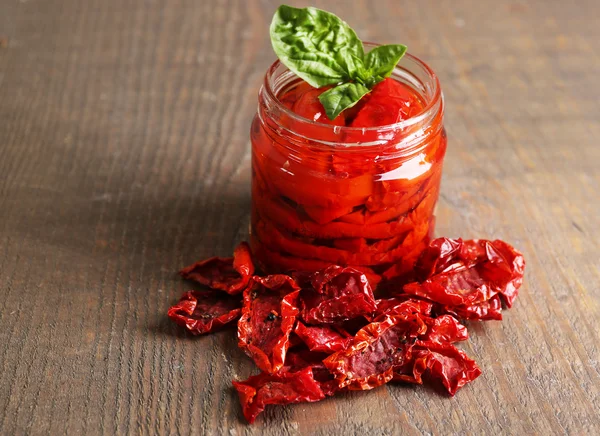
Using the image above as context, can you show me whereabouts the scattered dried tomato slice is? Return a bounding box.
[412,238,525,307]
[323,313,427,390]
[179,242,254,295]
[438,294,504,321]
[373,297,433,319]
[294,322,353,353]
[404,266,496,306]
[167,290,241,335]
[394,341,481,396]
[421,314,468,344]
[413,237,463,281]
[283,349,330,371]
[238,275,300,374]
[301,266,376,324]
[282,349,339,396]
[232,366,326,424]
[404,238,525,310]
[477,239,525,307]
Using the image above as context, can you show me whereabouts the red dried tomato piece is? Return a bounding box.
[404,238,525,309]
[392,347,429,385]
[167,290,241,335]
[414,238,525,307]
[394,341,481,396]
[421,314,468,344]
[283,349,330,371]
[282,349,339,396]
[476,239,525,308]
[438,294,504,321]
[301,266,376,324]
[413,238,463,280]
[294,322,353,353]
[238,275,300,374]
[179,242,254,295]
[371,300,466,343]
[323,313,427,390]
[232,366,326,424]
[352,266,383,289]
[373,297,433,319]
[404,266,496,306]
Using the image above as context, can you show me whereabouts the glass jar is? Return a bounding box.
[250,45,446,284]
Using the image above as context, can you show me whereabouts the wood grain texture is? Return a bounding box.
[1,0,599,434]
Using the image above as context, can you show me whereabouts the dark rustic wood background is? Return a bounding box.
[1,0,599,434]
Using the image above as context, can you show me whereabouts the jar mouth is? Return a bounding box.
[262,43,443,139]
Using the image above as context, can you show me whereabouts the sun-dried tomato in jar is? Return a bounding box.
[250,45,446,280]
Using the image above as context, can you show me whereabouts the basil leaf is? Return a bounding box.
[318,82,370,120]
[337,47,367,84]
[364,44,407,82]
[270,6,408,120]
[270,5,364,87]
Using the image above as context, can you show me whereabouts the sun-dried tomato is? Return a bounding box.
[352,266,383,289]
[323,313,427,390]
[301,266,376,324]
[438,294,503,321]
[416,238,524,306]
[373,297,433,319]
[294,322,353,353]
[421,314,468,344]
[477,239,525,308]
[238,275,300,373]
[232,366,326,423]
[394,341,481,396]
[404,266,496,306]
[413,237,462,281]
[167,290,241,335]
[179,242,254,295]
[282,349,339,396]
[283,348,330,371]
[404,238,525,311]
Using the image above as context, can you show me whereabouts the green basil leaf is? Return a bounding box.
[318,82,370,120]
[364,44,407,81]
[270,5,364,87]
[270,6,408,120]
[337,47,367,84]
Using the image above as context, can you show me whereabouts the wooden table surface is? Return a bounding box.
[1,0,599,434]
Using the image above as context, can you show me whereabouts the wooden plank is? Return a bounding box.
[0,0,598,434]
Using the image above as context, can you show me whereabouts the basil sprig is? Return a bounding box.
[270,5,407,120]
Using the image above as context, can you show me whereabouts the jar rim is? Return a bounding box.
[262,43,443,135]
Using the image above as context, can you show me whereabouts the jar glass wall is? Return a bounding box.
[250,45,446,283]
